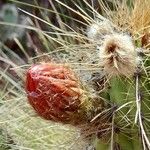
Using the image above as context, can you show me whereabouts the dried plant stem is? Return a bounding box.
[135,73,150,149]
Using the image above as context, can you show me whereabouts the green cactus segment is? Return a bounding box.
[142,55,150,115]
[115,132,141,150]
[108,77,136,124]
[108,77,133,105]
[95,137,110,150]
[96,76,144,150]
[140,55,150,141]
[108,77,138,150]
[96,132,141,150]
[96,52,150,150]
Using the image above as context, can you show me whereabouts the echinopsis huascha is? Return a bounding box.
[0,1,150,150]
[25,1,150,149]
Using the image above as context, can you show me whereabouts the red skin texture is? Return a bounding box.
[26,63,82,122]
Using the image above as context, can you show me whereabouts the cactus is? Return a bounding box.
[0,0,150,150]
[86,1,150,149]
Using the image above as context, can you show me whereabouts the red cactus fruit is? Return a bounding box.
[26,63,85,123]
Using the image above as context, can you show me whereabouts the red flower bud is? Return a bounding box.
[26,63,83,123]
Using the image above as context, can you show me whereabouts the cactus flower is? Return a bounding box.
[26,63,85,124]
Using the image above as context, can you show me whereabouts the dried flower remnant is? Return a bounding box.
[87,19,114,41]
[99,34,137,76]
[26,63,87,124]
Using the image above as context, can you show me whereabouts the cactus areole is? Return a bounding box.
[26,63,83,123]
